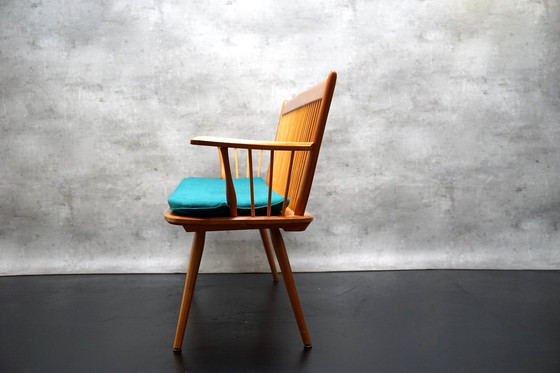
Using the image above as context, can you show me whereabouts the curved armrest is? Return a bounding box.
[191,136,314,151]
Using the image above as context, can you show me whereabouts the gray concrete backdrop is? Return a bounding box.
[1,0,559,275]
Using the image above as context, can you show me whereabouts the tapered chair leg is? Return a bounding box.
[259,229,279,282]
[269,228,312,348]
[173,230,206,352]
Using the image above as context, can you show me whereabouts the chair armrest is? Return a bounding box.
[190,136,311,218]
[191,136,314,151]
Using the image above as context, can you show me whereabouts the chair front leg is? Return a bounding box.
[259,229,279,282]
[173,230,206,352]
[269,228,312,348]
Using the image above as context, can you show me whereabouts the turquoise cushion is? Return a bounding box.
[168,177,288,217]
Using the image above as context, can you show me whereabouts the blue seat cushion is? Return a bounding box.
[168,177,288,217]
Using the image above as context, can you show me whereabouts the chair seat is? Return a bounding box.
[168,177,287,217]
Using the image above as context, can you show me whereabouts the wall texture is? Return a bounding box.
[1,0,559,275]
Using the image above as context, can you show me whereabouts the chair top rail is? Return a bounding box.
[282,79,327,115]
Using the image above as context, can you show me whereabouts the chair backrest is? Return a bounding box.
[269,72,337,215]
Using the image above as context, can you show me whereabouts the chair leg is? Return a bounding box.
[259,229,279,282]
[173,230,206,352]
[269,228,312,348]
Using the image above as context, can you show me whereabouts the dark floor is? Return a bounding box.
[1,270,559,373]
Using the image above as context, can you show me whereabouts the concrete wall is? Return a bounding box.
[1,0,559,275]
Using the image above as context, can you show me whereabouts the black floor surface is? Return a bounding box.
[1,270,559,372]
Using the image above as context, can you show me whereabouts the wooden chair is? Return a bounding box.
[164,72,337,352]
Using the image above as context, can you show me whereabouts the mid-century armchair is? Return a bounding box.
[164,71,337,352]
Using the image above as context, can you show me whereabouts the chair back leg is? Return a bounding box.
[259,229,279,282]
[173,230,206,352]
[269,228,312,348]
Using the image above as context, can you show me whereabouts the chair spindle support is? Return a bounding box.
[246,150,250,178]
[258,150,263,177]
[267,150,274,216]
[248,149,255,217]
[282,150,296,216]
[219,147,238,217]
[233,148,239,178]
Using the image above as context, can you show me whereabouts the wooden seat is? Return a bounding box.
[165,72,337,352]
